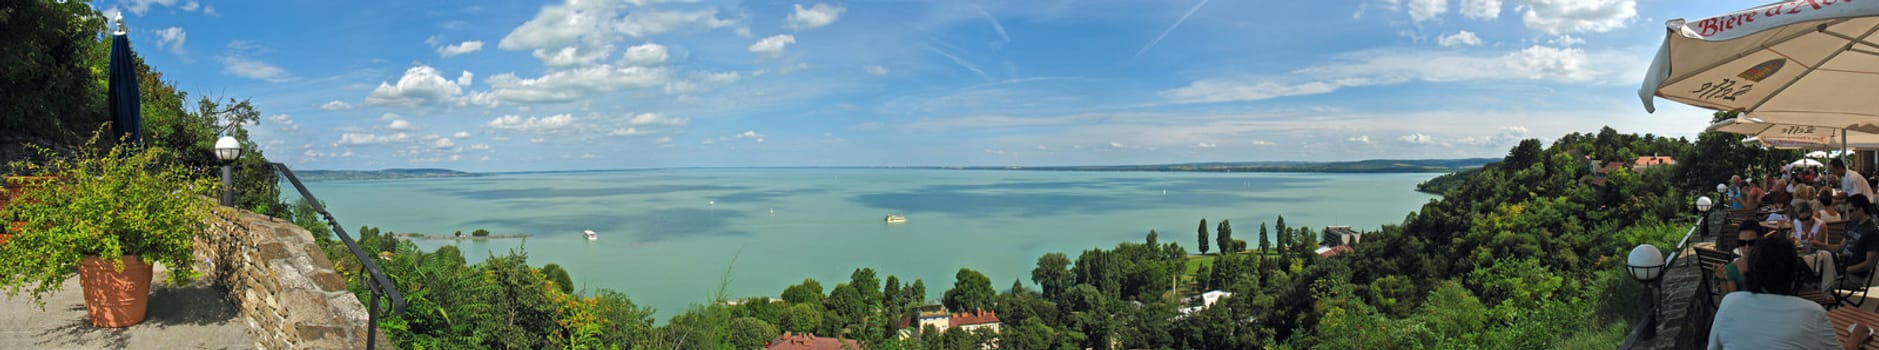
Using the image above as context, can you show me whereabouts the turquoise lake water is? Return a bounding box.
[300,169,1438,320]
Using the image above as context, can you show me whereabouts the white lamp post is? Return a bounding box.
[1629,243,1668,339]
[215,136,241,207]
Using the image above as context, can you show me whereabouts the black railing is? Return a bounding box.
[271,163,405,349]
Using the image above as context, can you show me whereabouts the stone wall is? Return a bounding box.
[193,208,381,350]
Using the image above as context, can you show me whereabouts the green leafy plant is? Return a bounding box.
[0,133,221,306]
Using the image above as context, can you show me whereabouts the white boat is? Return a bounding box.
[884,215,907,223]
[584,230,598,240]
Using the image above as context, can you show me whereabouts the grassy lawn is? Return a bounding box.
[1184,255,1216,276]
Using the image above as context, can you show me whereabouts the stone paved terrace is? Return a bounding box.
[0,264,252,349]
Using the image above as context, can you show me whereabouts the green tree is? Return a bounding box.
[781,303,823,334]
[944,268,995,312]
[907,279,927,306]
[1275,216,1290,260]
[824,283,867,334]
[472,228,491,237]
[541,263,574,294]
[883,275,903,310]
[850,268,882,307]
[728,317,780,349]
[1259,223,1271,253]
[0,1,108,144]
[1032,253,1073,299]
[781,278,826,305]
[1198,218,1211,255]
[1216,220,1233,254]
[473,251,563,349]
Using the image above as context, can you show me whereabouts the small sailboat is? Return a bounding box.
[884,214,907,223]
[584,230,598,241]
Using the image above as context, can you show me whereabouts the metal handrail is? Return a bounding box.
[271,162,405,349]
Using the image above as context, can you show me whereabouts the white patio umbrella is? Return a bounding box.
[1806,150,1832,159]
[1640,1,1879,132]
[1793,158,1826,168]
[1710,117,1879,150]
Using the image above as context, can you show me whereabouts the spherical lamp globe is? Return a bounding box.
[1627,244,1666,282]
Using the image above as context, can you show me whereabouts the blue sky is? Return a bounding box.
[107,0,1748,171]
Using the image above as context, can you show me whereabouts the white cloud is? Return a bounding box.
[1522,0,1636,35]
[864,65,889,76]
[267,114,298,131]
[617,9,737,38]
[1108,141,1130,149]
[1194,142,1217,148]
[125,0,202,15]
[220,41,292,82]
[387,119,415,131]
[1250,140,1275,146]
[320,100,354,110]
[580,153,598,159]
[656,136,672,144]
[1549,35,1585,46]
[1346,135,1373,144]
[1159,45,1627,104]
[1437,31,1482,47]
[1459,0,1501,20]
[609,127,651,136]
[336,132,412,146]
[365,65,479,107]
[749,35,796,57]
[621,43,669,66]
[533,46,613,68]
[1400,133,1436,145]
[663,71,740,94]
[485,65,669,103]
[735,130,766,142]
[432,137,456,148]
[498,0,732,67]
[469,144,492,150]
[487,114,578,134]
[153,27,186,56]
[628,113,688,126]
[438,41,485,57]
[453,131,472,138]
[785,3,846,31]
[1407,0,1446,23]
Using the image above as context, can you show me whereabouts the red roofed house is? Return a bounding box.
[767,332,860,350]
[1633,155,1676,171]
[948,309,1001,333]
[1315,245,1353,258]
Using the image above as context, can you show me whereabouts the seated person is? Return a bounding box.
[1709,236,1872,350]
[1819,190,1843,223]
[1718,223,1765,293]
[1793,202,1824,251]
[1810,194,1879,289]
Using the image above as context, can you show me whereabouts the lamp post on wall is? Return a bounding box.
[215,136,241,207]
[1699,194,1717,237]
[1628,243,1669,339]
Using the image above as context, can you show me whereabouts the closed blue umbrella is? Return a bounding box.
[108,15,140,144]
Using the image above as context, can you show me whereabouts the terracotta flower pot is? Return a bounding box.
[78,255,153,328]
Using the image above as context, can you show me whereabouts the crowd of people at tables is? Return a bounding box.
[1710,159,1879,349]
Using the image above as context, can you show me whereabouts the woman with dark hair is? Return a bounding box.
[1710,236,1872,349]
[1719,223,1765,293]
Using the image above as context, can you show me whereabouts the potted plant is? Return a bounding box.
[0,136,219,328]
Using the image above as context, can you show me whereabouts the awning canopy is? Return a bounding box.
[1641,1,1879,130]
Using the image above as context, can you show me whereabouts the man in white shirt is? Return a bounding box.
[1835,159,1875,201]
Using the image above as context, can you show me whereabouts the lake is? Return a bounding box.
[301,168,1439,320]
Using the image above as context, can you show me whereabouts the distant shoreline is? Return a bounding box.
[395,233,532,241]
[305,158,1494,180]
